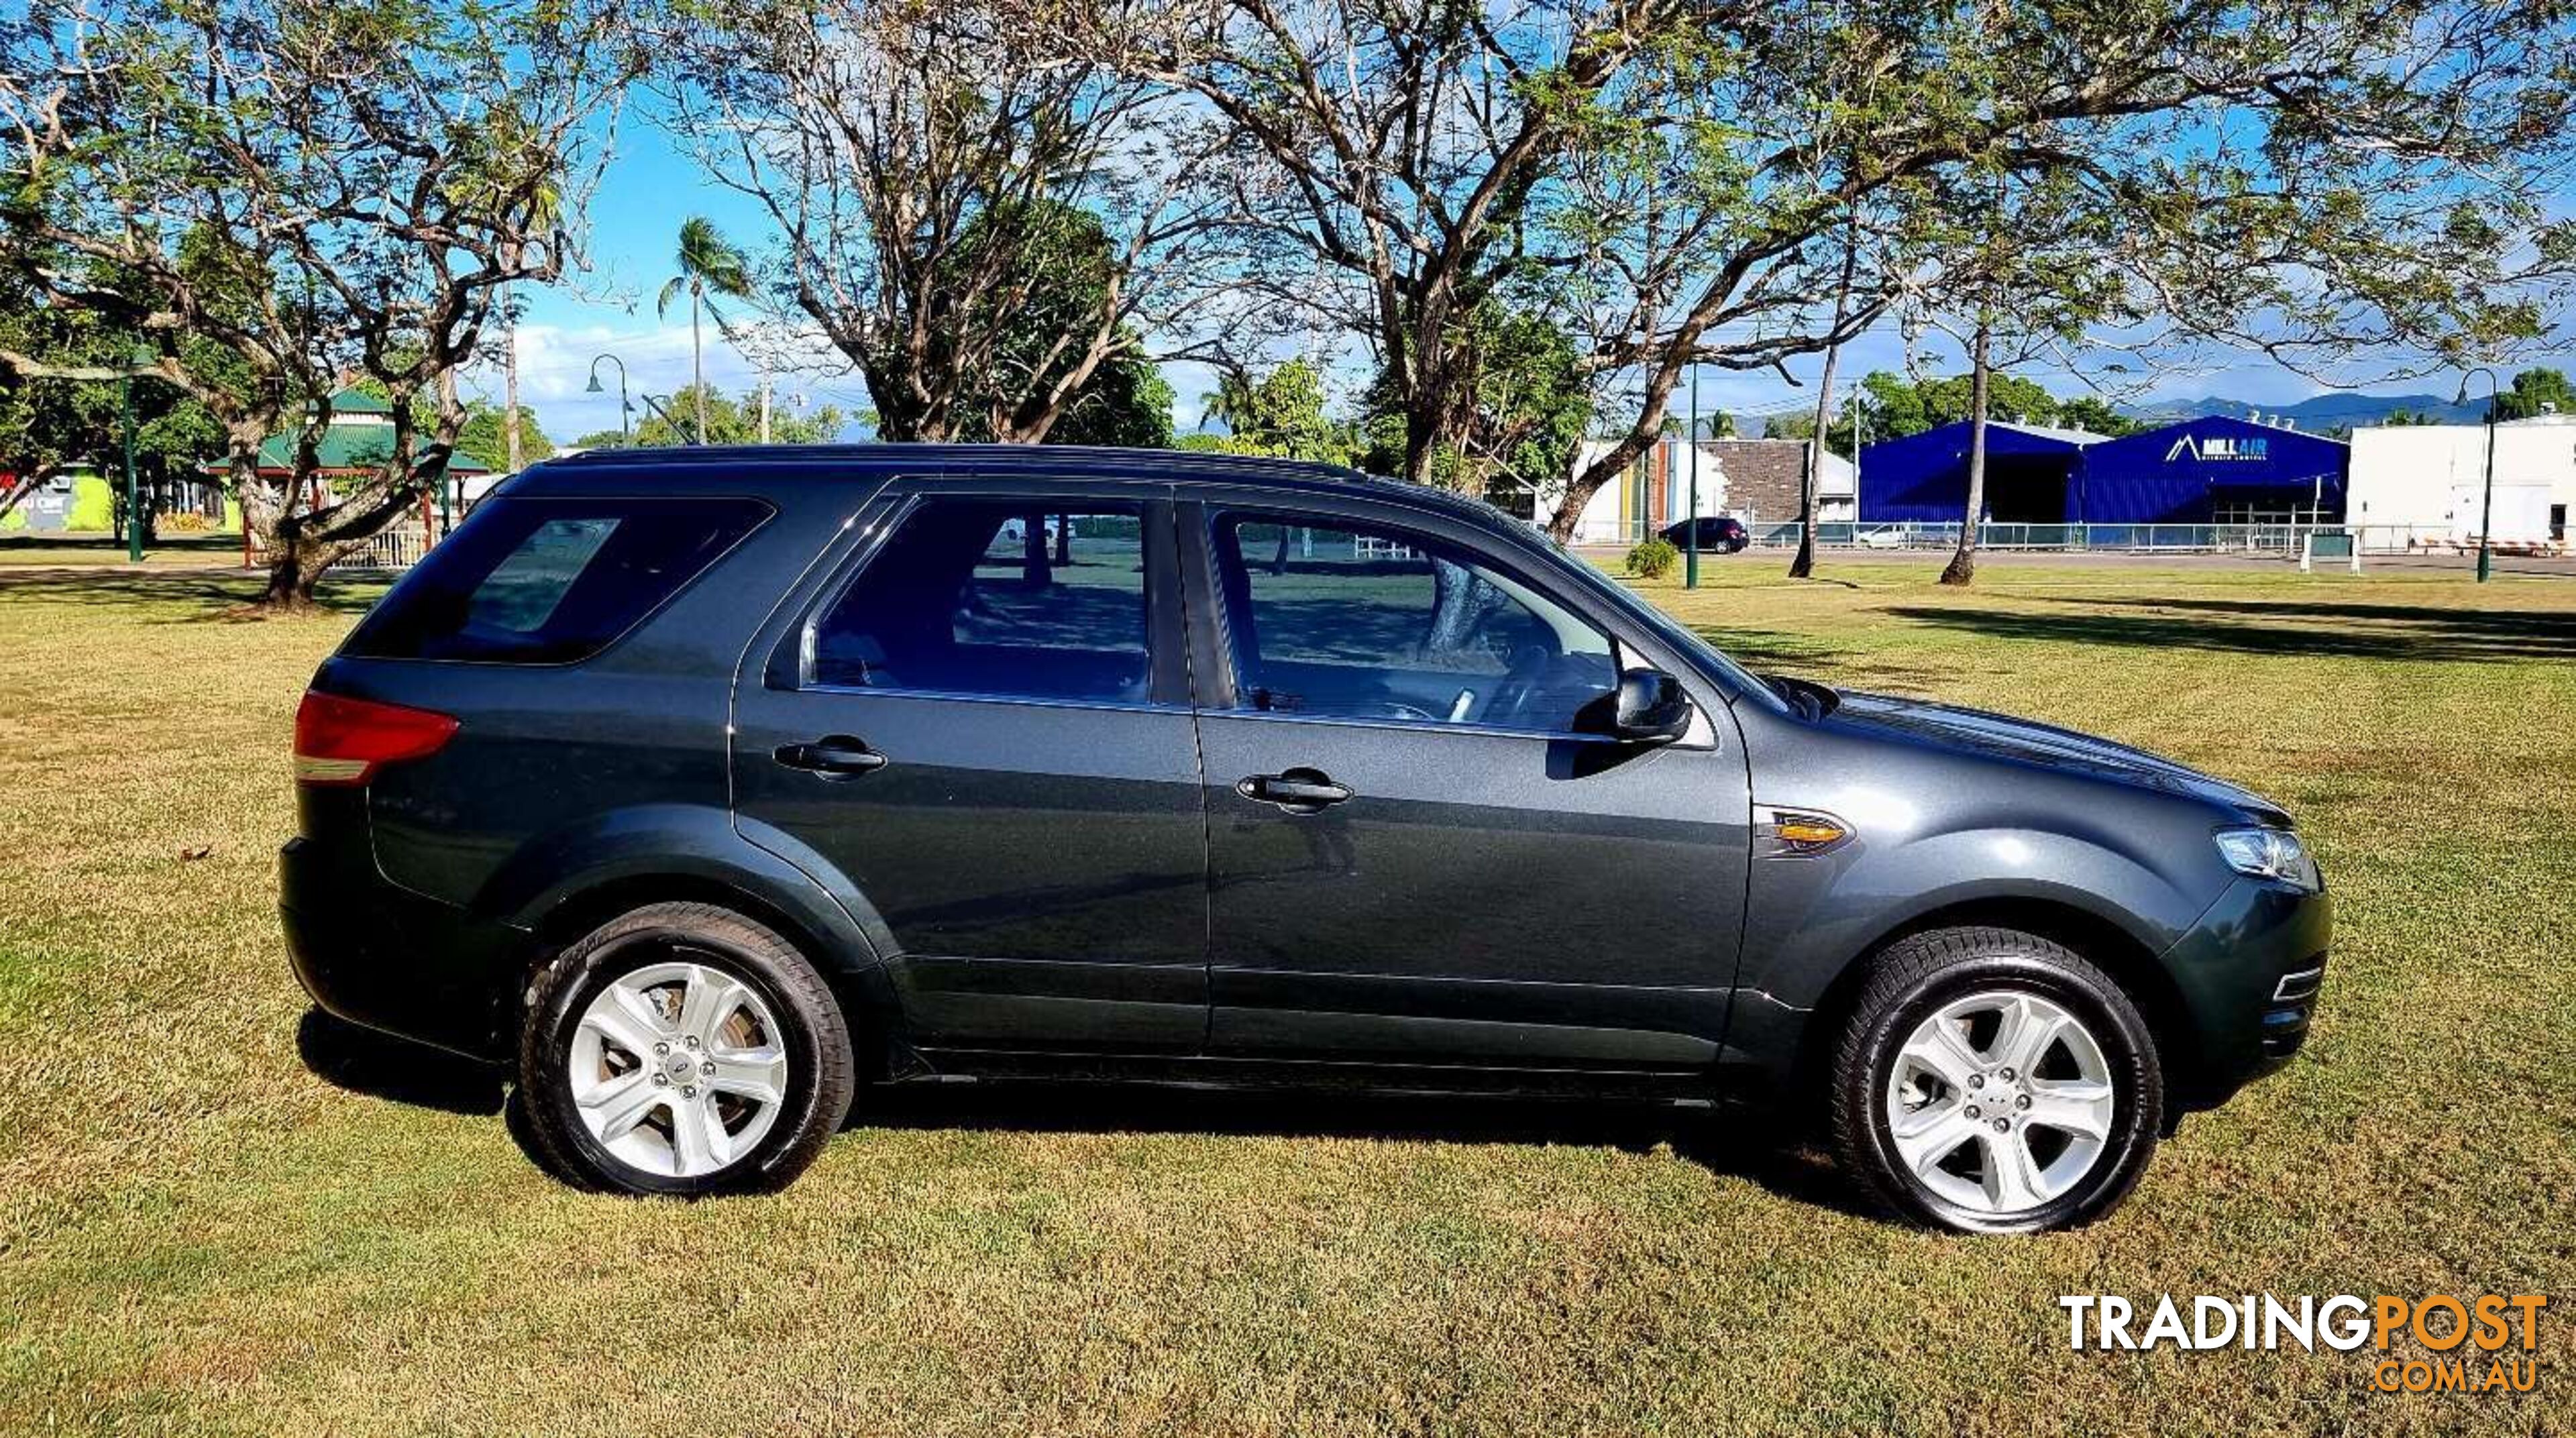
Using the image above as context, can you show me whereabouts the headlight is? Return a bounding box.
[2214,827,2320,891]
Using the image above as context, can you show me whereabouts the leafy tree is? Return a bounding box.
[455,403,556,473]
[1200,360,1352,462]
[1,0,637,606]
[906,205,1183,447]
[1155,0,1667,491]
[1364,303,1589,506]
[1248,0,2576,543]
[1044,355,1175,449]
[568,428,632,449]
[659,217,755,445]
[2053,396,2144,439]
[2491,368,2575,422]
[2383,408,2441,427]
[631,386,845,447]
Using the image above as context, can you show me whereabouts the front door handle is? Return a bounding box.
[1236,768,1352,813]
[773,736,890,777]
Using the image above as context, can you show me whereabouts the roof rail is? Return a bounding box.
[550,441,1379,484]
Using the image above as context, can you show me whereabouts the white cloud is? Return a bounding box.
[462,317,860,441]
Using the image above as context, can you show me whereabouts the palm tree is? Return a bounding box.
[657,217,753,445]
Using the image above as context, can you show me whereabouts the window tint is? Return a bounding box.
[345,497,768,663]
[810,499,1151,702]
[1213,514,1617,732]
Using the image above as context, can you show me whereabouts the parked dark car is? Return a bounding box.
[282,447,2327,1231]
[1658,514,1750,553]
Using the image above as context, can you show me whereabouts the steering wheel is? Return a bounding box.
[1480,644,1555,728]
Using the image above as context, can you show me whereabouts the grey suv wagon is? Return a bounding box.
[282,446,2328,1232]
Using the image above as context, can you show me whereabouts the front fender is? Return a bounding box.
[1715,817,2229,1089]
[1737,825,2208,1014]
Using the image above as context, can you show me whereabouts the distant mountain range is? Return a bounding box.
[2123,392,2485,431]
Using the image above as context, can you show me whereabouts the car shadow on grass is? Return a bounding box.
[296,1007,1877,1219]
[1885,600,2576,663]
[859,1078,1879,1221]
[297,1008,506,1115]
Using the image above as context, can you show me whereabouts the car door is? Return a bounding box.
[1181,492,1753,1068]
[731,476,1208,1050]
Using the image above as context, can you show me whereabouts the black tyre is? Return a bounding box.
[1830,926,2162,1233]
[518,902,855,1197]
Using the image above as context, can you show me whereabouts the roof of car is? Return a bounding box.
[523,443,1529,533]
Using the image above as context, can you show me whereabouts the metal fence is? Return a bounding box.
[1733,521,2555,557]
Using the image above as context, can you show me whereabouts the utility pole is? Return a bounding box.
[758,374,773,444]
[1685,369,1701,588]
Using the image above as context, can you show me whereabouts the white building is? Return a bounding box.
[2347,414,2576,549]
[1555,437,1854,544]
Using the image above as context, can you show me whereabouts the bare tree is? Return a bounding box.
[657,0,1242,444]
[1,0,636,605]
[1142,0,1678,491]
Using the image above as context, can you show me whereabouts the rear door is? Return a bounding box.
[1181,492,1753,1069]
[731,475,1208,1050]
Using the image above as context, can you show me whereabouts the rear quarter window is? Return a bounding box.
[343,496,770,663]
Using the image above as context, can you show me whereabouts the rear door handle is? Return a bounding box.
[773,736,890,777]
[1236,769,1352,812]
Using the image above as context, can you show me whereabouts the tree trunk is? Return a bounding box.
[1424,557,1503,652]
[1021,512,1053,586]
[758,376,772,444]
[1939,321,1992,588]
[1792,223,1861,581]
[262,535,329,609]
[503,280,523,473]
[1402,404,1441,488]
[690,285,708,445]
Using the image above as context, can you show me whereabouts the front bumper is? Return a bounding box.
[2161,877,2333,1107]
[280,834,531,1061]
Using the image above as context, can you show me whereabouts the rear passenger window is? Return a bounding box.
[345,497,768,663]
[809,499,1151,703]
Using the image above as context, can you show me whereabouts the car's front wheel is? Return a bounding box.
[1830,926,2163,1233]
[519,902,855,1197]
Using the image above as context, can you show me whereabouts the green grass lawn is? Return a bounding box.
[2,558,2571,1435]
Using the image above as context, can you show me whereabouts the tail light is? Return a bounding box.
[293,691,459,785]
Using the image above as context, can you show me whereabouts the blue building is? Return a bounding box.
[1857,414,2350,524]
[1855,421,2102,523]
[2075,416,2347,523]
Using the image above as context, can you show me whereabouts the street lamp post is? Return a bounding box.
[2457,368,2500,584]
[586,353,634,445]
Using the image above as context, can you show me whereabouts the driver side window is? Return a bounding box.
[1212,512,1617,732]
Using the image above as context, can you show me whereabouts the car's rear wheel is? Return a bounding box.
[1830,926,2162,1233]
[519,902,854,1197]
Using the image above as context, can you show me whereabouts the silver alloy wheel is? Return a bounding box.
[569,959,790,1178]
[1883,989,2116,1215]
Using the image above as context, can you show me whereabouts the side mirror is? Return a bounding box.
[1611,667,1694,746]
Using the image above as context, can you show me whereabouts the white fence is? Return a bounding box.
[242,521,445,573]
[332,527,437,570]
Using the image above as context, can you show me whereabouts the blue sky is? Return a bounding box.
[478,120,2567,447]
